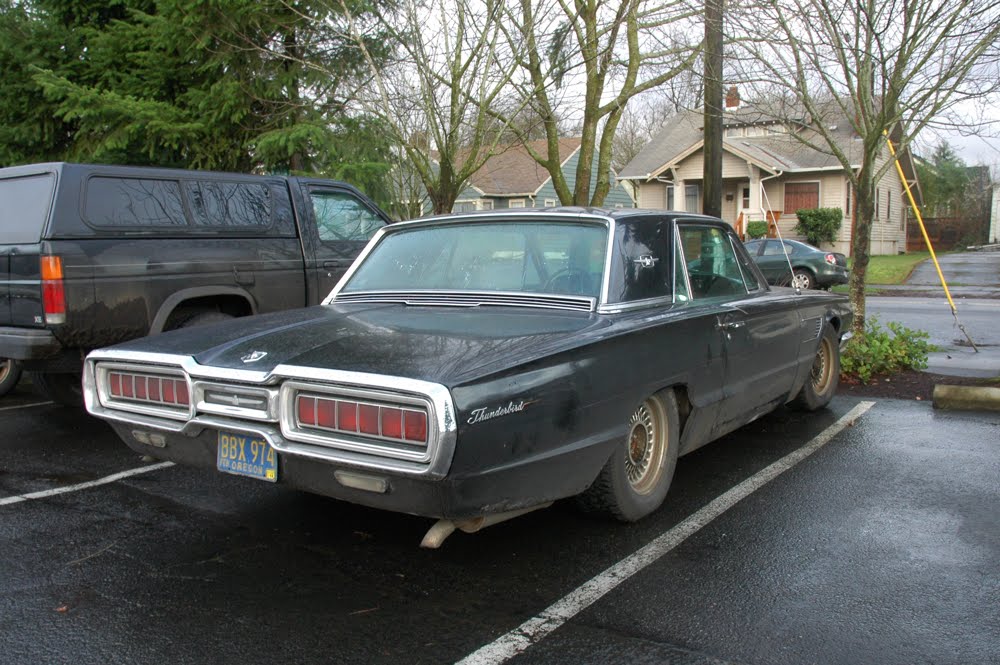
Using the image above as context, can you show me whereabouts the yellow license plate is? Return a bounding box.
[217,431,278,482]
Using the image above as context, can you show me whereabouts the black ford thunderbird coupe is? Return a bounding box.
[84,209,852,546]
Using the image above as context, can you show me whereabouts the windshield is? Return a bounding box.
[342,222,608,298]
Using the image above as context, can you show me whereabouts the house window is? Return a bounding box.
[452,201,476,213]
[666,186,674,210]
[685,184,700,213]
[509,199,526,209]
[783,182,819,212]
[875,188,880,218]
[544,199,557,207]
[845,181,851,215]
[887,190,891,219]
[479,200,494,210]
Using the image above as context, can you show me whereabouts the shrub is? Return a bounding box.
[746,220,769,238]
[840,317,934,384]
[794,207,842,245]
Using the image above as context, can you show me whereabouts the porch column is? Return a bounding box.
[747,164,762,217]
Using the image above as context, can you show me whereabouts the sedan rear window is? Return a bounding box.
[0,173,56,243]
[342,222,608,297]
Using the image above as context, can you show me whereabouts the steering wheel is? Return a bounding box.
[544,268,591,294]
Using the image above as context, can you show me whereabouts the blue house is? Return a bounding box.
[447,137,635,212]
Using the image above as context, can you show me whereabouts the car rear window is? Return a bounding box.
[85,177,187,227]
[0,173,56,243]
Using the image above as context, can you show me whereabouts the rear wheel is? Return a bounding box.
[0,359,22,397]
[578,389,680,522]
[791,269,815,290]
[791,325,840,411]
[28,371,83,407]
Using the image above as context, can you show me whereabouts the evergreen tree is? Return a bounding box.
[1,0,395,188]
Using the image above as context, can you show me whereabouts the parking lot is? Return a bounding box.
[2,381,997,665]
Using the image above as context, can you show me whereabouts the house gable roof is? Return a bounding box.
[619,105,866,180]
[465,137,582,196]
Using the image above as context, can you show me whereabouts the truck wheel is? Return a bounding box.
[0,359,22,398]
[578,389,680,522]
[28,371,83,407]
[791,325,840,411]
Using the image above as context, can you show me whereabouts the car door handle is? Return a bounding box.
[323,260,352,269]
[716,320,746,330]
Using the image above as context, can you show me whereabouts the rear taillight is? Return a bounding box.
[40,256,66,325]
[824,253,837,265]
[296,394,428,445]
[109,371,190,407]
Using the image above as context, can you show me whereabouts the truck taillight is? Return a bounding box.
[40,256,66,324]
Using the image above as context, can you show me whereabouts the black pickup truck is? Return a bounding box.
[0,162,390,404]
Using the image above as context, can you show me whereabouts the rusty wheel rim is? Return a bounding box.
[810,336,834,394]
[625,398,666,495]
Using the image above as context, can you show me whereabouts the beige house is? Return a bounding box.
[619,97,920,255]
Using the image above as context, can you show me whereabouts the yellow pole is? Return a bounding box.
[885,131,977,351]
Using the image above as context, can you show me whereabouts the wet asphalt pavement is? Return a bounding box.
[2,382,998,665]
[867,251,1000,378]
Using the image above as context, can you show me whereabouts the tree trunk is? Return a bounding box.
[849,177,876,335]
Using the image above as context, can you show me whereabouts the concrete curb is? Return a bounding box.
[932,385,1000,412]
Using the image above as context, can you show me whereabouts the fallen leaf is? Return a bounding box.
[55,605,69,613]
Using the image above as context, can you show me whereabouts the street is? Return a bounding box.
[2,386,998,665]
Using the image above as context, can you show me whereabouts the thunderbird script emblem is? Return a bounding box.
[240,350,268,364]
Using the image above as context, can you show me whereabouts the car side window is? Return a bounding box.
[761,240,786,256]
[732,238,762,291]
[310,191,385,243]
[185,181,272,228]
[84,177,187,227]
[678,225,748,299]
[609,219,672,303]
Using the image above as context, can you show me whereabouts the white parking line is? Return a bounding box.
[457,400,877,665]
[0,401,53,412]
[0,461,175,507]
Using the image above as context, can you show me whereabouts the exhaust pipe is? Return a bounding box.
[420,503,553,549]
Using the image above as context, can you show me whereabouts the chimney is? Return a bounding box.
[725,86,740,109]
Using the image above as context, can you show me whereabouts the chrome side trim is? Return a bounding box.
[839,330,854,351]
[597,295,675,314]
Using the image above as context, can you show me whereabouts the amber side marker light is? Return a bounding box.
[40,255,66,325]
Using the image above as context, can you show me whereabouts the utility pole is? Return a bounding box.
[702,0,724,218]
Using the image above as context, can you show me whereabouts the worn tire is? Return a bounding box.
[178,311,234,328]
[791,325,840,411]
[791,269,815,290]
[0,358,22,398]
[577,389,681,522]
[28,371,84,407]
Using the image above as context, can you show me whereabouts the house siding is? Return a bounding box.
[533,149,635,208]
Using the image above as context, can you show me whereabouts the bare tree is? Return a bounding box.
[341,0,522,214]
[501,0,703,206]
[731,0,1000,332]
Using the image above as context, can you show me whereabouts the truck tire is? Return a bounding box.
[0,359,22,398]
[28,371,83,407]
